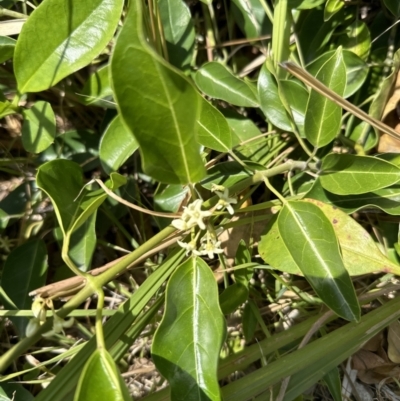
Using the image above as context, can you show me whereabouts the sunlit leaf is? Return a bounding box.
[99,114,138,174]
[21,101,56,153]
[195,62,259,108]
[338,21,371,61]
[0,36,16,64]
[307,49,368,98]
[259,200,400,276]
[111,0,205,184]
[36,159,126,235]
[74,348,130,401]
[14,0,124,93]
[320,154,400,195]
[277,201,360,321]
[324,0,344,21]
[158,0,195,70]
[197,98,233,152]
[152,257,226,401]
[304,47,346,148]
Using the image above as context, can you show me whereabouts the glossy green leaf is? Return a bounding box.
[200,161,252,190]
[36,159,126,236]
[197,98,233,152]
[219,283,249,315]
[223,109,263,147]
[277,201,360,321]
[0,36,16,64]
[21,101,56,153]
[14,0,124,93]
[305,47,346,148]
[308,49,368,98]
[384,0,400,17]
[280,79,308,136]
[320,154,400,195]
[1,239,48,335]
[231,0,271,38]
[152,257,226,401]
[69,212,96,272]
[258,63,292,131]
[222,296,400,401]
[111,0,205,184]
[296,8,348,63]
[74,348,130,401]
[195,62,259,108]
[80,65,114,108]
[288,0,325,9]
[158,0,195,70]
[307,179,400,216]
[272,0,291,77]
[260,200,400,276]
[338,21,371,61]
[99,114,138,174]
[347,119,378,151]
[324,0,344,21]
[242,301,258,343]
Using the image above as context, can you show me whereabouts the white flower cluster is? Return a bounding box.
[171,199,212,231]
[178,232,223,259]
[26,297,74,338]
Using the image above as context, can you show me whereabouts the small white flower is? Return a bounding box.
[199,238,224,259]
[215,188,237,215]
[177,240,197,256]
[171,199,212,231]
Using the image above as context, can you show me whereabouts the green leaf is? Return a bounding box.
[304,47,346,148]
[152,257,226,401]
[308,49,368,98]
[197,98,233,152]
[231,0,271,38]
[36,159,126,235]
[1,239,48,335]
[324,0,344,21]
[158,0,195,70]
[14,0,123,93]
[242,301,258,343]
[280,79,308,136]
[0,36,16,64]
[200,161,252,190]
[277,201,360,321]
[111,0,205,184]
[74,348,130,401]
[69,212,96,272]
[80,65,114,108]
[320,154,400,195]
[260,200,400,277]
[99,114,138,174]
[21,101,56,153]
[384,0,400,17]
[258,63,292,131]
[195,62,259,108]
[234,240,253,288]
[307,178,400,216]
[219,283,249,315]
[338,21,371,61]
[288,0,325,9]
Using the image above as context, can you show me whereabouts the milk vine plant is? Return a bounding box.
[2,0,400,400]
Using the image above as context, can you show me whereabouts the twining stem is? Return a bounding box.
[0,8,27,19]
